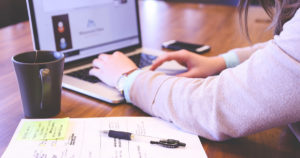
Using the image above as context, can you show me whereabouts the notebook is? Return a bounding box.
[26,0,186,103]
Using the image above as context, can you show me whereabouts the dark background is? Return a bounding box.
[0,0,28,28]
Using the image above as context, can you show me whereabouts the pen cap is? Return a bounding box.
[108,130,132,140]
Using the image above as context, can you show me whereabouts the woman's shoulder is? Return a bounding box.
[291,8,300,22]
[282,8,300,29]
[296,8,300,16]
[274,8,300,61]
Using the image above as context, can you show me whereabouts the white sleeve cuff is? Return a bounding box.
[220,51,240,68]
[124,69,143,103]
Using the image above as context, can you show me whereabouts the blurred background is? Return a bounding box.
[0,0,259,29]
[0,0,28,28]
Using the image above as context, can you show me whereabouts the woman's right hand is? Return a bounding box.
[150,49,227,78]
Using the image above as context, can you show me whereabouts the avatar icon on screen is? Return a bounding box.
[52,14,73,51]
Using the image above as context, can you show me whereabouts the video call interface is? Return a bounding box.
[32,0,139,56]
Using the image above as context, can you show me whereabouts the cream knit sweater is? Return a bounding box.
[128,9,300,141]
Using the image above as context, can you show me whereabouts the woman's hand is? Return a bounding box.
[89,51,138,87]
[150,50,226,78]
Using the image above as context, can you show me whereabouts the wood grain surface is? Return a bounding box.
[0,1,299,157]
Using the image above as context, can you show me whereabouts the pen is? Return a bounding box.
[102,130,186,148]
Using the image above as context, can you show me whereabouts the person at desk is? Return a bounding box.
[89,0,300,141]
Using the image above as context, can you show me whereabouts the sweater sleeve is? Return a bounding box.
[129,10,300,141]
[220,41,269,68]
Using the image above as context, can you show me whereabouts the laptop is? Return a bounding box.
[26,0,186,103]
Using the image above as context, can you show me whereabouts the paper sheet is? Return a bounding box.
[2,117,207,158]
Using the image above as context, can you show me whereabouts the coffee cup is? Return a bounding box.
[12,51,64,118]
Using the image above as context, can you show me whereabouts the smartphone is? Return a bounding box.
[162,40,211,54]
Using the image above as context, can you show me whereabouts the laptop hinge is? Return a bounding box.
[64,50,80,57]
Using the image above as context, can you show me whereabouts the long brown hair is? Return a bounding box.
[238,0,300,39]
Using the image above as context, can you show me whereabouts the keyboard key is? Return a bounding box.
[128,53,157,68]
[66,67,101,83]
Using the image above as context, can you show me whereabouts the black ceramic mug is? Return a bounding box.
[12,51,64,118]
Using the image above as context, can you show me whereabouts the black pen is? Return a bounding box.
[102,130,186,148]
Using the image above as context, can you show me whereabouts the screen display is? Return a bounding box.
[29,0,140,62]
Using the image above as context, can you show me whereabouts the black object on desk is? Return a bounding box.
[103,130,186,148]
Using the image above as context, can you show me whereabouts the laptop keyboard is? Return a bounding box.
[66,53,157,83]
[66,67,101,83]
[132,53,157,68]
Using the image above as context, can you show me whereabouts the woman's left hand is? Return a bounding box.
[89,51,138,87]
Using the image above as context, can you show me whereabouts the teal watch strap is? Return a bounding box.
[220,51,240,68]
[123,69,143,103]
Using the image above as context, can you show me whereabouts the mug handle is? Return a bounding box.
[39,68,50,110]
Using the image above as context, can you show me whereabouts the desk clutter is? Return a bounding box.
[2,117,207,158]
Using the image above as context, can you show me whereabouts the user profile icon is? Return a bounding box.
[58,21,65,33]
[60,38,67,49]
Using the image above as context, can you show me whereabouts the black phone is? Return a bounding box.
[162,40,211,54]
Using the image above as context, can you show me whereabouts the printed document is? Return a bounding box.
[2,117,207,158]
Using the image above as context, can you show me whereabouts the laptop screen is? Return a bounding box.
[27,0,141,62]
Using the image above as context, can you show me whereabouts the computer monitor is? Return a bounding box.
[27,0,142,63]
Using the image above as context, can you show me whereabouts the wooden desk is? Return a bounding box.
[0,1,299,157]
